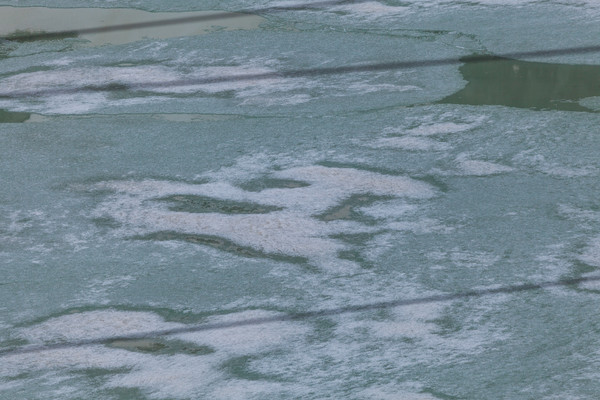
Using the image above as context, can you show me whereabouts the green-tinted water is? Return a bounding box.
[442,55,600,112]
[0,109,30,123]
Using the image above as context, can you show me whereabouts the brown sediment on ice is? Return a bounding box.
[0,7,264,46]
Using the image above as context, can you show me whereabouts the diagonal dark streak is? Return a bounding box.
[2,46,600,99]
[1,274,598,357]
[1,3,599,358]
[0,0,362,42]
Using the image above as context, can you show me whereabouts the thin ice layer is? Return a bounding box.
[0,7,263,46]
[3,309,308,399]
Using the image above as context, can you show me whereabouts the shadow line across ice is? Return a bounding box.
[1,274,599,357]
[0,0,368,42]
[2,50,600,101]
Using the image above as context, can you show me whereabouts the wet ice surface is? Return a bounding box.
[0,29,458,116]
[2,106,599,399]
[1,1,600,399]
[0,7,264,45]
[88,165,436,272]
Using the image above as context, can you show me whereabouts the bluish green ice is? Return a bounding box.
[1,1,600,398]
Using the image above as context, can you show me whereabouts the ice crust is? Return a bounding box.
[91,164,436,270]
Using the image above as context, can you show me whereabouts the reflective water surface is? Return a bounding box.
[442,55,600,112]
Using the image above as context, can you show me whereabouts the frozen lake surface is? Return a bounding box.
[1,1,600,398]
